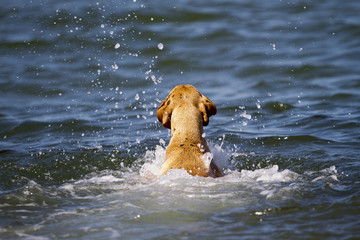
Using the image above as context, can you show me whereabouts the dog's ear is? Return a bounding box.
[199,95,217,126]
[157,96,172,129]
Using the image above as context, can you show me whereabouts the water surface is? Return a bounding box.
[1,0,359,239]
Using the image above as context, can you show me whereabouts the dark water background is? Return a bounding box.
[1,0,359,239]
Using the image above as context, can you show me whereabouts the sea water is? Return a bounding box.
[1,0,359,239]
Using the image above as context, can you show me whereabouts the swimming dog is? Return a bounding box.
[157,85,223,177]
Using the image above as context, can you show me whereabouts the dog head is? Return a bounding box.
[157,85,217,129]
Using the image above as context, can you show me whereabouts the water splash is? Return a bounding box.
[157,43,164,50]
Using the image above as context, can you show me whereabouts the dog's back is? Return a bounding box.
[157,85,222,177]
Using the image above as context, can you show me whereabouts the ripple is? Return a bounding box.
[263,102,294,114]
[1,0,359,239]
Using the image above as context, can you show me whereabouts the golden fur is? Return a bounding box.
[157,85,223,177]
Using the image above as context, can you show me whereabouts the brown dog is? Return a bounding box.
[157,85,223,177]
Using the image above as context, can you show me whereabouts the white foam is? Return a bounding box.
[240,165,299,183]
[139,144,165,178]
[208,140,235,172]
[307,165,339,182]
[57,142,340,205]
[136,140,300,184]
[14,233,49,240]
[74,175,123,184]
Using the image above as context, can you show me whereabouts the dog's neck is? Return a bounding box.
[169,105,208,149]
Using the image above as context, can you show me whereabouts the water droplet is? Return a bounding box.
[272,43,276,50]
[240,111,251,120]
[157,43,164,50]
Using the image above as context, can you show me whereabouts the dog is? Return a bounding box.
[157,85,223,177]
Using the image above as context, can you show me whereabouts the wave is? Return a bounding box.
[52,142,340,199]
[0,141,348,240]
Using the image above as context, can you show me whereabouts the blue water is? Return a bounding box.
[1,0,360,239]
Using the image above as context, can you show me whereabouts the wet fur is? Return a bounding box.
[157,85,223,177]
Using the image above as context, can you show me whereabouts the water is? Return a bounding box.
[1,0,359,239]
